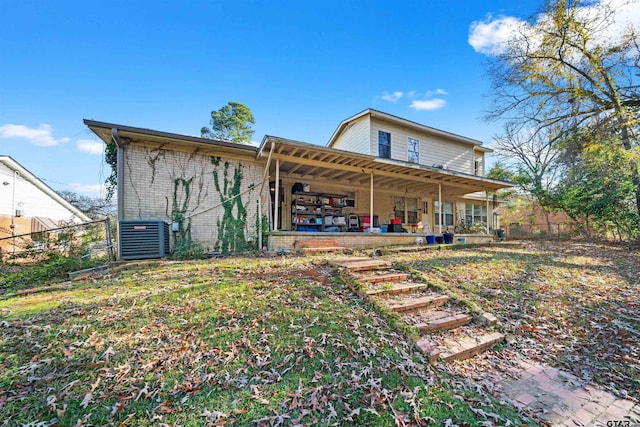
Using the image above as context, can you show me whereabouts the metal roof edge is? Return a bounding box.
[83,119,259,153]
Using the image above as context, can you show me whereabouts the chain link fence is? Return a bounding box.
[0,219,115,265]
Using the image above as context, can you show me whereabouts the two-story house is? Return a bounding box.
[85,108,511,257]
[262,109,509,247]
[327,109,495,232]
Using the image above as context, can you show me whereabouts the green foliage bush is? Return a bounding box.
[172,238,206,260]
[0,252,101,292]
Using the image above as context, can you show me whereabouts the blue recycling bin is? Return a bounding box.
[443,232,454,244]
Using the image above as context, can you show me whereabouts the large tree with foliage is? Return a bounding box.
[484,0,640,142]
[479,0,640,236]
[201,101,255,144]
[555,125,638,240]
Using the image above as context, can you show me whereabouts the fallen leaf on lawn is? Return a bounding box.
[102,346,115,362]
[80,392,92,408]
[57,403,67,418]
[135,383,149,401]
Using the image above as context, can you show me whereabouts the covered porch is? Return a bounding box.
[258,136,512,251]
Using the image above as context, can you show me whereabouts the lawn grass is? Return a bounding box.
[0,255,530,426]
[388,240,640,400]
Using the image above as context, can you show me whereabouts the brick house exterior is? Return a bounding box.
[86,111,512,258]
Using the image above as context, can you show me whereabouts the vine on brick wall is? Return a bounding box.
[172,177,193,242]
[255,201,269,251]
[146,149,165,184]
[211,157,251,252]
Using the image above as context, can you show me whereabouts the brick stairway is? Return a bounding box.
[330,257,504,363]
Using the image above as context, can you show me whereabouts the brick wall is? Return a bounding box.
[122,145,269,251]
[268,232,493,251]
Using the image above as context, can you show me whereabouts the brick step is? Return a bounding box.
[365,282,428,296]
[295,239,341,249]
[329,258,392,271]
[301,246,346,254]
[415,312,472,333]
[440,332,504,362]
[417,332,504,363]
[359,272,409,284]
[387,295,449,313]
[295,240,348,254]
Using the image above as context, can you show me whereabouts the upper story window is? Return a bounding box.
[378,131,391,159]
[408,138,419,163]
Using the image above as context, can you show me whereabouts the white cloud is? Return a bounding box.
[469,0,640,56]
[68,182,105,196]
[76,139,104,155]
[410,99,447,111]
[424,88,448,97]
[468,15,526,55]
[0,124,70,147]
[381,91,404,102]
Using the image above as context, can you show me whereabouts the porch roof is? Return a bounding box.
[258,136,512,197]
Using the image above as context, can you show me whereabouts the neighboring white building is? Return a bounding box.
[0,156,91,250]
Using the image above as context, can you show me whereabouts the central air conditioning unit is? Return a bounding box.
[118,220,170,260]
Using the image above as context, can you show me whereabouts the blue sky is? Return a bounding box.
[0,0,576,197]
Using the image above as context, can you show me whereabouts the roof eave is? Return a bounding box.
[0,156,92,222]
[326,109,372,148]
[327,108,492,150]
[83,119,259,154]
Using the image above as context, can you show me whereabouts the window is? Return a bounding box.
[378,131,391,158]
[408,138,419,163]
[434,201,454,227]
[465,204,487,225]
[394,196,418,223]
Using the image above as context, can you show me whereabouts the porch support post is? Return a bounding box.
[369,172,374,232]
[274,158,280,232]
[257,198,262,250]
[438,183,442,234]
[485,191,490,235]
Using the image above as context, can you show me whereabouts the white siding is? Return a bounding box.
[330,115,371,154]
[474,152,485,176]
[0,163,81,221]
[369,118,475,174]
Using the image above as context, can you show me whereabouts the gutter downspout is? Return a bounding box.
[111,128,125,222]
[258,141,276,250]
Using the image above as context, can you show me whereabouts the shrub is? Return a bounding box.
[0,252,103,292]
[172,238,206,260]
